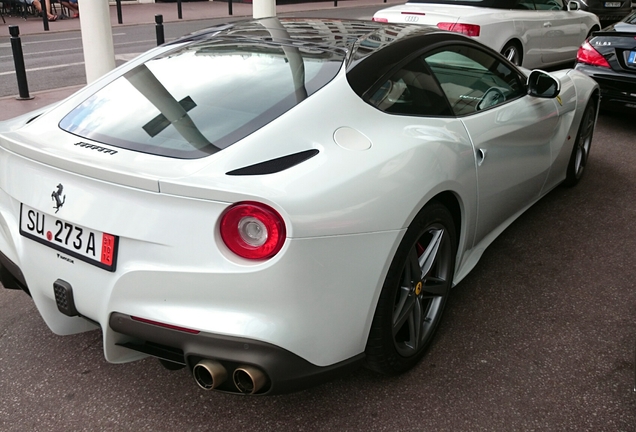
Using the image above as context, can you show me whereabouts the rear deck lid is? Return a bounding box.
[375,0,517,24]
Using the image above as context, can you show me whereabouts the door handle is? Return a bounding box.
[543,22,552,27]
[477,148,487,166]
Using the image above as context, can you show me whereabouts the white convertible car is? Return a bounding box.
[373,0,601,68]
[0,19,598,395]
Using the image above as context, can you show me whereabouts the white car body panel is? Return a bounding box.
[373,3,600,68]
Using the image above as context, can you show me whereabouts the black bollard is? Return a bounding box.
[9,26,33,100]
[334,0,338,6]
[228,0,233,16]
[155,14,165,46]
[116,0,123,24]
[177,0,183,19]
[42,7,49,31]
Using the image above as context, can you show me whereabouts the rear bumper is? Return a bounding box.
[109,312,365,395]
[574,63,636,110]
[1,221,393,394]
[0,218,398,366]
[0,256,366,394]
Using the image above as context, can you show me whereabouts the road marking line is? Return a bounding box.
[0,39,155,60]
[0,33,127,48]
[0,47,83,59]
[0,61,85,76]
[0,52,145,75]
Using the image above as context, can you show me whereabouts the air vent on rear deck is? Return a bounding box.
[26,114,42,124]
[226,149,319,176]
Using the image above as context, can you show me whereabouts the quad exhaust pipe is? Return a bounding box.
[193,360,268,394]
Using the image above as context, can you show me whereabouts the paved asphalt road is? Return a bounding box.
[1,8,636,431]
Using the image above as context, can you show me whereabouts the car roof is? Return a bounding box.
[173,18,442,62]
[171,18,479,101]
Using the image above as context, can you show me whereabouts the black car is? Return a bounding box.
[575,10,636,111]
[573,0,632,22]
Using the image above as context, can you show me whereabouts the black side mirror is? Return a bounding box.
[527,70,561,98]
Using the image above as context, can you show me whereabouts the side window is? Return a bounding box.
[424,45,526,116]
[367,57,453,117]
[516,0,536,9]
[533,0,565,10]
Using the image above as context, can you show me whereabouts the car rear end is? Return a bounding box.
[372,2,488,36]
[574,15,636,111]
[0,23,365,394]
[0,124,340,395]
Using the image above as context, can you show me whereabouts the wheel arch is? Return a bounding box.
[591,87,600,106]
[359,187,470,353]
[587,25,601,38]
[363,191,463,373]
[429,191,462,250]
[586,87,600,129]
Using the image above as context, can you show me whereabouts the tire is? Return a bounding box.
[501,42,522,66]
[365,201,457,375]
[563,99,596,187]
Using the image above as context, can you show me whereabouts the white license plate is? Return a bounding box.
[604,2,621,6]
[19,204,118,271]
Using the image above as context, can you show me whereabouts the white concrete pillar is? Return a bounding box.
[79,0,116,83]
[253,0,276,19]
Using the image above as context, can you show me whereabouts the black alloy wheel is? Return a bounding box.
[365,201,457,375]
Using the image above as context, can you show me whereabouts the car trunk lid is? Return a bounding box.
[0,120,217,193]
[375,4,495,25]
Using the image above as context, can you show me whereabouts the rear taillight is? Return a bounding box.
[437,22,480,37]
[576,41,610,68]
[372,17,388,22]
[220,202,286,260]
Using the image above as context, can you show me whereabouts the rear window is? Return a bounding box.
[60,40,344,159]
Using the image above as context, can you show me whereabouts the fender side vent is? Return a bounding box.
[226,149,319,176]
